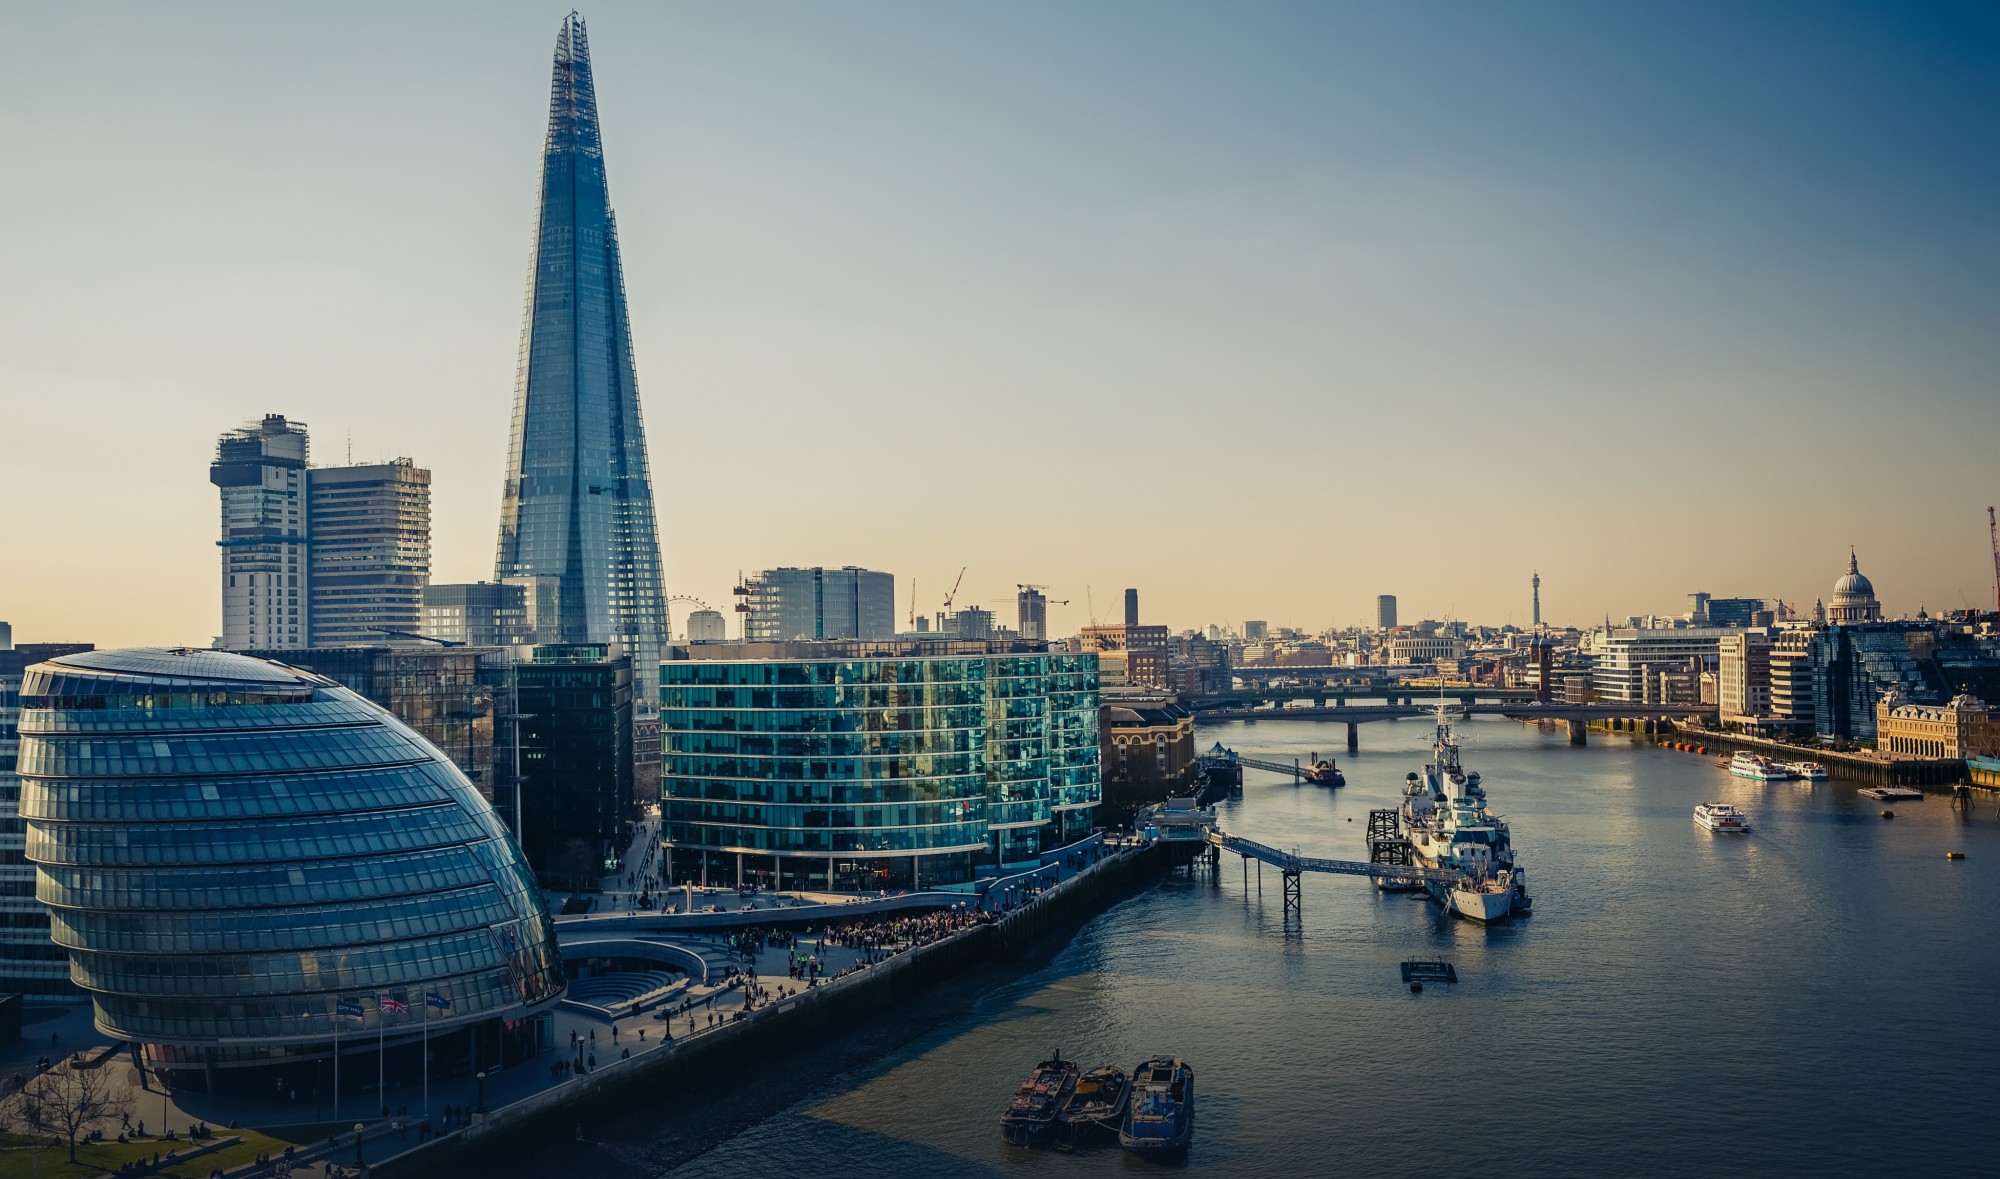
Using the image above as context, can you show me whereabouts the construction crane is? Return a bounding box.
[908,578,917,631]
[1016,583,1072,606]
[1086,586,1098,627]
[942,566,967,614]
[1989,506,1999,615]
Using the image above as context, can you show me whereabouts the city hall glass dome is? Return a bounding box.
[16,648,563,1077]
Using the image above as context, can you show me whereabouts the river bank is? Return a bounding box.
[374,841,1170,1178]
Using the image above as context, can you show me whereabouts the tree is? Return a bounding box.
[5,1058,133,1163]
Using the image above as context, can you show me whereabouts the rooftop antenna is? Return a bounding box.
[346,432,353,465]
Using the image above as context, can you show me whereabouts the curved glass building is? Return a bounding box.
[16,648,562,1090]
[660,643,1101,889]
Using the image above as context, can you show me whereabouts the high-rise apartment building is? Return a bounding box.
[495,14,670,682]
[308,460,430,646]
[741,567,896,642]
[212,417,432,650]
[210,415,310,649]
[1018,587,1048,642]
[1377,595,1399,629]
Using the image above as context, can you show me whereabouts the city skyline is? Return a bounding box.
[5,2,1998,646]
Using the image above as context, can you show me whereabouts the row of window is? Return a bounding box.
[25,804,483,867]
[48,886,512,956]
[91,964,563,1043]
[36,844,496,910]
[17,726,426,779]
[661,660,987,688]
[69,926,517,999]
[21,766,453,822]
[662,819,990,855]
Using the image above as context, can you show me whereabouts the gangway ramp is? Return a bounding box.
[1205,828,1460,916]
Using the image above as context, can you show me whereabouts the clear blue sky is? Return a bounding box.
[3,1,1996,645]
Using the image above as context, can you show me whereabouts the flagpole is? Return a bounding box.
[422,989,429,1118]
[377,993,385,1119]
[333,1011,341,1122]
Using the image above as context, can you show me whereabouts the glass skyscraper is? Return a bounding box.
[496,14,669,682]
[16,648,562,1090]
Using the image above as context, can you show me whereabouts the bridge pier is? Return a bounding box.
[1281,870,1301,915]
[1347,722,1358,753]
[1567,720,1587,746]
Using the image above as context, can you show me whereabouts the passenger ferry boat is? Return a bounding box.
[1729,752,1791,781]
[1400,710,1531,923]
[1784,761,1829,781]
[1693,803,1751,833]
[1119,1056,1194,1156]
[1001,1051,1079,1147]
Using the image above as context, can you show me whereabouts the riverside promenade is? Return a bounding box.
[366,835,1160,1178]
[12,834,1154,1178]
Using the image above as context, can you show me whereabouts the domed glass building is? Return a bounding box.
[16,648,563,1091]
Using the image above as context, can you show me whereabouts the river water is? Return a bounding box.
[679,717,1997,1176]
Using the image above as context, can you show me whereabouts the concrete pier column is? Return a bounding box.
[828,855,836,892]
[735,852,744,889]
[1568,720,1587,746]
[1347,722,1359,753]
[664,845,673,884]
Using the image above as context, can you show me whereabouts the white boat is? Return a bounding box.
[1693,803,1751,833]
[1400,710,1530,923]
[1729,752,1791,781]
[1859,786,1923,801]
[1784,761,1829,781]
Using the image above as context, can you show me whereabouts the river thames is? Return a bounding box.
[678,716,1998,1176]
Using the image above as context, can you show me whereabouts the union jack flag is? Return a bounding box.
[379,994,409,1014]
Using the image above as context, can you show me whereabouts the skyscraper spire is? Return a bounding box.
[497,13,669,680]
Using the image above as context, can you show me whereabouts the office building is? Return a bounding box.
[740,567,896,642]
[1377,596,1398,629]
[16,648,563,1091]
[1080,589,1169,690]
[2,646,92,1000]
[1591,628,1728,703]
[944,605,996,640]
[1099,700,1197,823]
[1769,629,1818,730]
[210,415,311,650]
[422,577,557,647]
[1385,634,1468,666]
[1717,630,1774,721]
[307,460,430,646]
[1017,588,1048,642]
[495,14,670,683]
[516,645,634,888]
[1243,621,1268,641]
[684,609,727,642]
[0,622,11,650]
[658,640,1100,888]
[1123,589,1140,629]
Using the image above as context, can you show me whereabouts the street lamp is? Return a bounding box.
[476,1070,487,1115]
[354,1123,365,1166]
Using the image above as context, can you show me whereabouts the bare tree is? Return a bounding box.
[4,1059,132,1163]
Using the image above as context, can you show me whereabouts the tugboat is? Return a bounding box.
[1054,1064,1131,1150]
[1400,709,1531,922]
[1119,1056,1194,1157]
[1000,1050,1079,1147]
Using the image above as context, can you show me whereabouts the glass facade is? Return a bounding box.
[494,14,669,684]
[15,648,563,1079]
[659,648,1100,885]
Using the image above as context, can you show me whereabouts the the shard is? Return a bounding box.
[496,13,668,679]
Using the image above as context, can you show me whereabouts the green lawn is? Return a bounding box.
[0,1129,294,1179]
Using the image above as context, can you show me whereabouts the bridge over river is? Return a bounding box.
[1200,700,1717,750]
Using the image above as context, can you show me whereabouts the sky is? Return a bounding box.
[2,1,1997,648]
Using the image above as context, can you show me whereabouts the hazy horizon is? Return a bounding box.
[4,1,1997,648]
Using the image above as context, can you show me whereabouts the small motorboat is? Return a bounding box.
[1785,761,1830,781]
[1694,803,1750,833]
[1119,1056,1194,1156]
[1859,786,1923,801]
[1001,1050,1079,1147]
[1054,1064,1130,1149]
